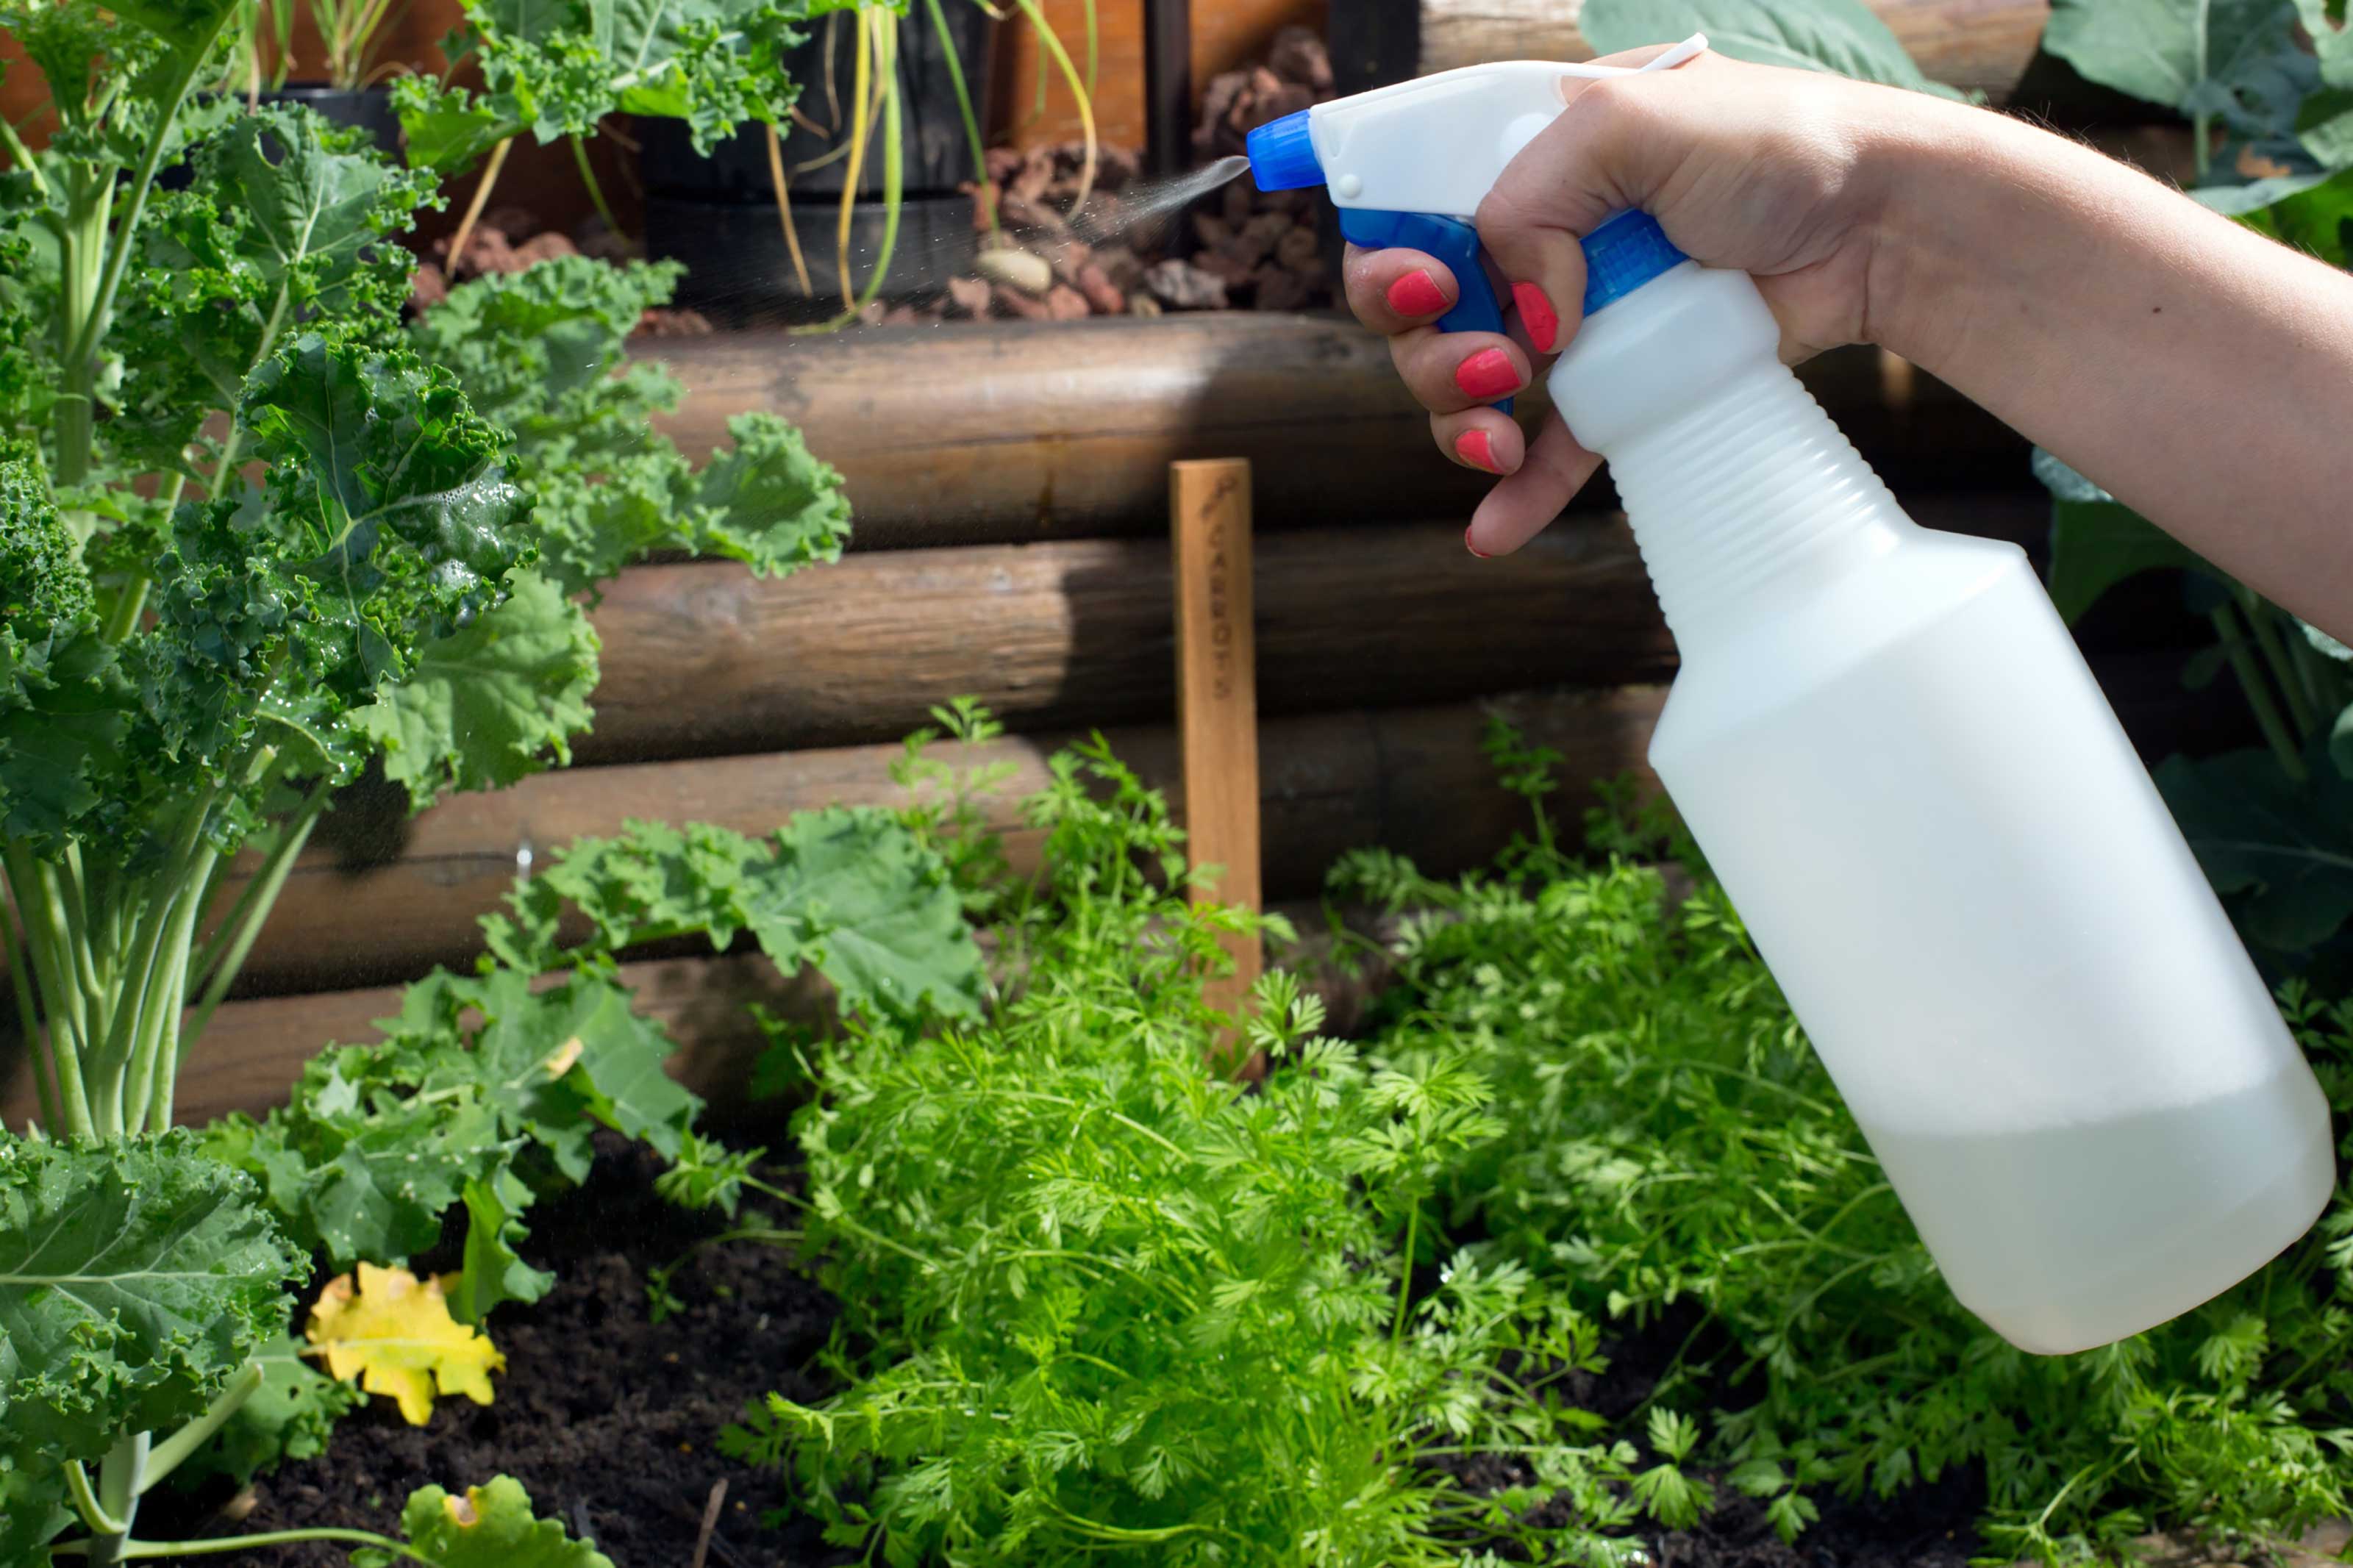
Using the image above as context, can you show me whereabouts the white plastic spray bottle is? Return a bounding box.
[1247,40,2335,1355]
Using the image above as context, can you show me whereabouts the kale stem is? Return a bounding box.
[185,788,325,1051]
[124,862,210,1134]
[4,845,98,1137]
[2210,604,2308,782]
[570,133,626,240]
[63,1461,123,1536]
[140,1361,263,1494]
[54,1530,430,1563]
[2,902,63,1131]
[95,789,218,1128]
[67,35,225,387]
[2243,593,2317,740]
[85,1431,149,1568]
[0,110,46,196]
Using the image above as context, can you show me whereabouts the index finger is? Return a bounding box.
[1342,243,1461,335]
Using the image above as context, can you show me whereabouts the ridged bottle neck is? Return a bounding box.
[1607,361,1909,656]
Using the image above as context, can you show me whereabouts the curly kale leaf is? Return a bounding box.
[396,0,838,173]
[486,809,984,1021]
[0,1445,70,1568]
[206,962,698,1269]
[0,1130,305,1462]
[359,258,843,812]
[0,458,93,634]
[113,335,532,844]
[239,334,530,680]
[110,107,439,474]
[679,411,851,579]
[0,462,132,852]
[349,568,600,804]
[204,1078,518,1268]
[413,257,846,595]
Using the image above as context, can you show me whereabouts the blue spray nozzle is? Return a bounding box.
[1582,210,1688,315]
[1246,110,1322,190]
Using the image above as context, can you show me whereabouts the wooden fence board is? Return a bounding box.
[576,498,2043,762]
[643,318,2030,546]
[1418,0,2051,99]
[229,687,1668,996]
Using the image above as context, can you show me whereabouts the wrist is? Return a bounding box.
[1857,98,2061,370]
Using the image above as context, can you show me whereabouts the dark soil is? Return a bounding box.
[142,1137,1985,1568]
[140,1134,843,1567]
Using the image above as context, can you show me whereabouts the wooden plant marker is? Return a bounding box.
[1170,458,1263,1077]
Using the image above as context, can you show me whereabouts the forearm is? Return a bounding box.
[1871,105,2353,635]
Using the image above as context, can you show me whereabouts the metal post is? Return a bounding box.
[1144,0,1193,179]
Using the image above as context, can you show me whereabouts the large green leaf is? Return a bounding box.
[488,811,985,1021]
[759,806,987,1021]
[401,964,700,1164]
[2033,448,2218,623]
[2238,162,2353,262]
[104,0,240,49]
[1579,0,1961,96]
[350,568,601,808]
[2156,746,2353,953]
[0,1131,303,1460]
[354,1476,614,1568]
[2044,0,2312,137]
[2297,0,2353,89]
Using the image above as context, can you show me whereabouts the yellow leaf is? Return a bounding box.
[307,1261,504,1425]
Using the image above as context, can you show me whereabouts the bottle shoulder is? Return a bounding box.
[1650,527,2036,759]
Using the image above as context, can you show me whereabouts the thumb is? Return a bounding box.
[1474,46,1702,356]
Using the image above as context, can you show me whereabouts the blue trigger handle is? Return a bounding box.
[1338,209,1512,415]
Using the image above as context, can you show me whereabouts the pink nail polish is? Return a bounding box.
[1513,281,1560,353]
[1387,269,1449,318]
[1454,347,1521,401]
[1465,526,1491,559]
[1454,429,1499,472]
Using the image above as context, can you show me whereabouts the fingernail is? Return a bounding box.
[1454,429,1500,472]
[1386,269,1449,318]
[1465,526,1491,559]
[1454,347,1521,401]
[1513,281,1560,353]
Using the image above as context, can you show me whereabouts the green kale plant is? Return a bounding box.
[1346,735,2353,1564]
[0,0,863,1556]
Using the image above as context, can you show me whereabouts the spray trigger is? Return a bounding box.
[1339,210,1511,414]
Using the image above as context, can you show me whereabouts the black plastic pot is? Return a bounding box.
[160,84,402,190]
[638,3,994,318]
[257,84,403,159]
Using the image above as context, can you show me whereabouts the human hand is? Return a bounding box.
[1343,46,1974,554]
